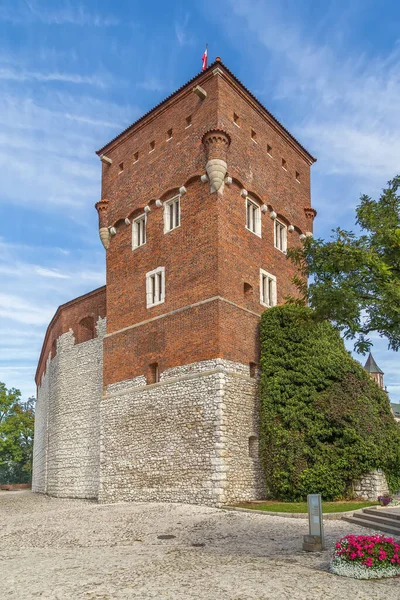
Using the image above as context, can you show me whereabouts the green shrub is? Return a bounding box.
[260,305,400,500]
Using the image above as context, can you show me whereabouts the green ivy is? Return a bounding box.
[260,305,400,501]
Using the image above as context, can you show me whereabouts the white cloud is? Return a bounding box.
[0,2,120,27]
[0,66,107,87]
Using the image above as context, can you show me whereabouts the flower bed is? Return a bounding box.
[331,534,400,579]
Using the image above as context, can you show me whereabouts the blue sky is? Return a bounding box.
[0,0,399,402]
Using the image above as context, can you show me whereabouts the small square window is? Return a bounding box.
[185,115,192,128]
[132,214,146,249]
[149,140,155,152]
[119,162,124,173]
[274,219,287,253]
[167,128,173,140]
[296,171,300,182]
[233,113,240,127]
[146,267,165,308]
[246,198,261,237]
[260,269,277,307]
[133,152,139,163]
[251,129,257,142]
[282,158,287,170]
[267,144,272,156]
[164,196,180,232]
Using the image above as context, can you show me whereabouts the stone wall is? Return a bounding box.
[99,359,265,506]
[32,318,105,498]
[353,469,390,500]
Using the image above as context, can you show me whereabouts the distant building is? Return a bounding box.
[364,352,399,423]
[364,352,385,390]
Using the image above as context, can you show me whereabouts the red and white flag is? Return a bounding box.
[201,45,208,71]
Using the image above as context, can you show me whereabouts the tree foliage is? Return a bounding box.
[0,382,35,484]
[260,305,400,501]
[288,176,400,352]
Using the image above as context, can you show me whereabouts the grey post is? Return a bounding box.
[302,494,324,551]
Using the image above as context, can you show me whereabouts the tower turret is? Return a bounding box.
[364,352,384,389]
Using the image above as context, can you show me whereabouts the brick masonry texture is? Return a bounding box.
[33,62,318,505]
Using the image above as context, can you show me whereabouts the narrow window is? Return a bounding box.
[233,113,240,127]
[249,362,257,378]
[167,128,173,140]
[282,158,287,170]
[274,220,287,253]
[251,129,257,142]
[296,171,300,182]
[185,115,192,128]
[246,198,261,237]
[260,269,277,307]
[164,196,180,233]
[248,436,258,458]
[149,362,160,384]
[119,162,124,173]
[149,140,155,152]
[132,214,146,249]
[146,267,165,308]
[267,144,272,156]
[78,316,95,343]
[133,152,139,163]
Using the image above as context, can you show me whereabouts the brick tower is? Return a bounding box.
[32,60,316,506]
[94,59,316,505]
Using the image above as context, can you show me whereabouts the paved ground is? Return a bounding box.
[1,491,399,599]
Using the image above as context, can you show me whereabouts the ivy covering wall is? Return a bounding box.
[260,305,400,500]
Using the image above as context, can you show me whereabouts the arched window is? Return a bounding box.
[249,362,257,378]
[78,316,95,343]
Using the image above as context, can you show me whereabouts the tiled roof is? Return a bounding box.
[364,352,384,374]
[96,59,316,163]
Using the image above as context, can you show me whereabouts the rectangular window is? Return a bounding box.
[146,267,165,308]
[164,196,180,232]
[274,219,287,253]
[246,198,261,237]
[132,214,146,249]
[260,269,277,307]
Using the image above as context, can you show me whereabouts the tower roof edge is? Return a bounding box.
[96,60,317,164]
[364,352,384,374]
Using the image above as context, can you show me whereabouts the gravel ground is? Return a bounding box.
[1,491,399,599]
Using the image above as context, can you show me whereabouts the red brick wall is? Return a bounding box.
[99,66,314,387]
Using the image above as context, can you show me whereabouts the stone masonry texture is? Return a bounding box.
[33,60,319,505]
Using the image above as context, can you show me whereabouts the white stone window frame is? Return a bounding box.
[246,197,262,238]
[146,266,165,308]
[274,219,287,253]
[260,269,277,308]
[164,195,181,233]
[132,213,147,250]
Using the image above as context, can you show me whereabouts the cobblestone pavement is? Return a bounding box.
[1,491,399,599]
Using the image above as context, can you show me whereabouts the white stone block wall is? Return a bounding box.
[222,369,265,504]
[99,359,266,506]
[353,469,390,500]
[32,355,51,493]
[32,318,105,499]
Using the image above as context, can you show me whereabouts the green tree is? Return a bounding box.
[289,176,400,352]
[0,383,35,484]
[260,305,400,501]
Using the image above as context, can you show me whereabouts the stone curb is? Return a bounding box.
[222,506,368,520]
